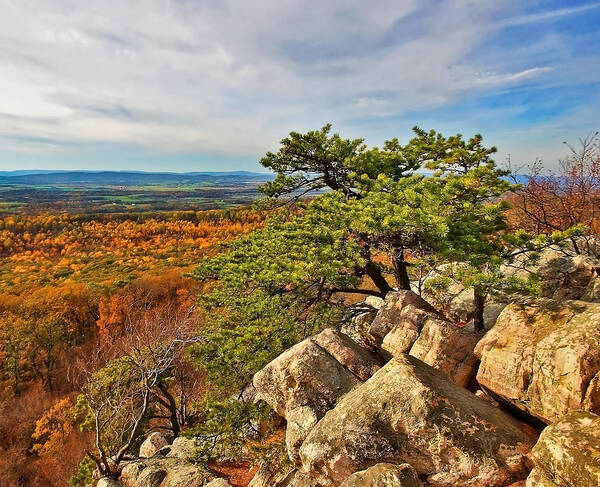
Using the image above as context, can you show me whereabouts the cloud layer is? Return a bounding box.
[0,0,599,169]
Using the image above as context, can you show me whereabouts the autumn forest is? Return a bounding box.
[0,206,266,485]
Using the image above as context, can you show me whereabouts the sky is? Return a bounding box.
[0,0,599,172]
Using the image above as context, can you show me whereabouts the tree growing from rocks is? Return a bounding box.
[190,125,581,457]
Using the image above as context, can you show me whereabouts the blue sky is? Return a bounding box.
[0,0,599,172]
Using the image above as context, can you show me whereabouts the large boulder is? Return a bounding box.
[312,328,383,381]
[253,328,381,419]
[167,436,198,459]
[374,294,481,387]
[299,355,534,487]
[526,411,600,487]
[408,317,482,387]
[368,291,438,346]
[139,432,170,458]
[379,303,439,359]
[475,300,600,423]
[339,463,422,487]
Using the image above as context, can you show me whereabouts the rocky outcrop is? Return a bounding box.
[475,300,600,423]
[253,328,382,465]
[526,411,600,487]
[312,328,383,381]
[537,252,600,301]
[299,355,534,487]
[368,291,438,346]
[339,463,422,487]
[139,432,170,458]
[253,328,381,419]
[368,291,481,387]
[379,303,439,359]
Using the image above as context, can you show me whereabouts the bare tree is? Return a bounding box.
[76,302,202,478]
[507,131,600,256]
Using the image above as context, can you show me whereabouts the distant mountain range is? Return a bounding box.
[0,170,273,185]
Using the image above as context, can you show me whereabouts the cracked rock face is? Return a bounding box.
[368,291,439,347]
[526,411,600,487]
[253,328,382,420]
[407,316,482,388]
[299,355,534,487]
[475,300,600,423]
[253,328,383,465]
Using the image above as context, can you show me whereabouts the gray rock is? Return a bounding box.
[299,355,534,487]
[339,463,422,487]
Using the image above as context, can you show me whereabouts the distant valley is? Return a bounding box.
[0,170,273,214]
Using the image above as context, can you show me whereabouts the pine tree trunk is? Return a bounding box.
[473,290,486,332]
[392,248,412,291]
[365,260,393,296]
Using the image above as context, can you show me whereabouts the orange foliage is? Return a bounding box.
[32,397,76,457]
[506,132,600,255]
[0,208,266,291]
[0,207,265,485]
[97,270,199,342]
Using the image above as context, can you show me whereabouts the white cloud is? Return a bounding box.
[0,0,595,163]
